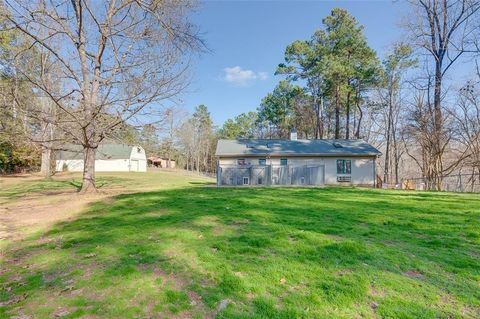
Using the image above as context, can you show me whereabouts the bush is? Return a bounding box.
[0,141,40,174]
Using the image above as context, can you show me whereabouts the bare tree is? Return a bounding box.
[452,79,480,190]
[162,106,187,168]
[3,0,202,192]
[378,43,416,185]
[405,0,480,189]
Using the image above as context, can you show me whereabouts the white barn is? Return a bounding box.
[56,144,147,172]
[215,137,381,187]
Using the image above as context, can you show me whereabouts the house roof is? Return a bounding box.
[148,156,175,162]
[215,139,381,157]
[56,144,136,160]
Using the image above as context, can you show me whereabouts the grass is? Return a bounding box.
[1,171,479,318]
[0,171,213,202]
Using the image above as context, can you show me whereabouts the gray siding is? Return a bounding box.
[217,156,375,187]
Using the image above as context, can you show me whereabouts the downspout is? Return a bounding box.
[267,153,272,186]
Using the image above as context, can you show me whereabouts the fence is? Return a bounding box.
[401,173,480,193]
[217,164,324,186]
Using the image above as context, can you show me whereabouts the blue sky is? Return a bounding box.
[184,0,409,125]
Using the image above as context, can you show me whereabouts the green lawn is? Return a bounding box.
[0,171,212,203]
[1,172,479,318]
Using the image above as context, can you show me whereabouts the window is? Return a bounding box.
[280,158,288,166]
[137,147,141,153]
[258,158,266,166]
[237,159,246,166]
[258,177,263,185]
[336,159,352,174]
[243,177,249,185]
[300,177,305,184]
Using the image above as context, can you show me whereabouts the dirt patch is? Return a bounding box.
[325,234,345,241]
[402,271,425,280]
[368,284,386,298]
[152,266,188,290]
[52,307,71,317]
[0,194,92,244]
[382,240,398,247]
[230,218,250,227]
[0,190,128,246]
[336,269,353,277]
[143,208,169,218]
[144,266,215,319]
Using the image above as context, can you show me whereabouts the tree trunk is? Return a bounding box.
[432,61,444,190]
[40,92,55,178]
[80,146,97,193]
[314,96,324,139]
[196,154,200,174]
[40,146,52,178]
[335,85,340,139]
[355,99,363,138]
[314,97,320,139]
[345,89,351,139]
[319,96,324,139]
[433,62,443,136]
[384,86,394,185]
[394,154,399,185]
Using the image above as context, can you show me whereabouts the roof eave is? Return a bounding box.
[216,153,381,157]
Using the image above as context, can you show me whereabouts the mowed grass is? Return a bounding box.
[1,172,479,318]
[0,171,212,201]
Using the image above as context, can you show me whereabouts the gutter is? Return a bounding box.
[215,153,381,158]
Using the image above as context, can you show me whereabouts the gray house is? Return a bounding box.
[215,136,381,187]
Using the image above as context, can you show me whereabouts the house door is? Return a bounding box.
[306,165,325,185]
[130,160,139,172]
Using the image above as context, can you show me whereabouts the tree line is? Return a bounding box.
[1,1,480,192]
[0,0,203,192]
[218,3,480,190]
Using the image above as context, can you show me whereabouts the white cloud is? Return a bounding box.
[222,66,268,86]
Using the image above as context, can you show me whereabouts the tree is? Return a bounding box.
[257,81,303,138]
[380,43,417,185]
[3,0,202,192]
[405,0,480,189]
[192,105,215,173]
[138,124,160,156]
[277,8,380,139]
[277,39,325,138]
[452,80,480,190]
[321,8,380,139]
[218,112,259,139]
[177,105,215,174]
[162,106,186,168]
[0,22,43,174]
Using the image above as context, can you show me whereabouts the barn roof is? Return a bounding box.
[215,139,381,157]
[56,144,135,160]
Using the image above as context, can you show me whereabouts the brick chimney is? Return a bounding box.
[290,129,297,140]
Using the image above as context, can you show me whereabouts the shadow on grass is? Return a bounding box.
[189,181,216,186]
[0,176,130,200]
[1,187,479,318]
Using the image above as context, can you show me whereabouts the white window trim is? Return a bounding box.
[336,159,352,175]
